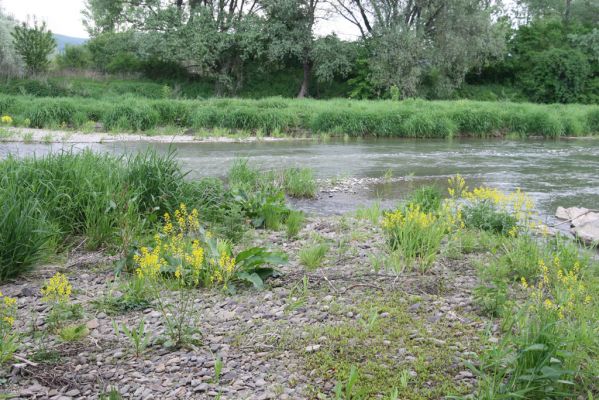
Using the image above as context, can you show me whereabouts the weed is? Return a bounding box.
[285,210,305,239]
[58,324,89,342]
[299,243,329,270]
[355,201,382,225]
[112,318,150,357]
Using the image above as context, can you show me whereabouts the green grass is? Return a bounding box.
[300,294,478,399]
[0,92,597,137]
[299,242,329,270]
[282,167,317,198]
[0,150,252,281]
[285,210,305,239]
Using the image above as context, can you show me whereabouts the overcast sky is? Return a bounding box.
[1,0,360,39]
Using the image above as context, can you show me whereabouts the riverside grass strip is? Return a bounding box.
[1,94,598,138]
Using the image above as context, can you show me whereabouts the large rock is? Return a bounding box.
[555,207,599,227]
[556,206,599,246]
[573,220,599,246]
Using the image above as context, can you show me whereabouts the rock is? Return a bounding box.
[555,206,598,246]
[573,220,599,246]
[86,319,99,330]
[305,345,321,353]
[408,303,422,312]
[18,286,35,297]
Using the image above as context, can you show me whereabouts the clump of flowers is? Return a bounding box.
[133,204,235,289]
[382,204,446,271]
[41,272,72,303]
[522,257,592,321]
[0,290,19,364]
[41,272,81,329]
[0,115,13,125]
[447,174,536,235]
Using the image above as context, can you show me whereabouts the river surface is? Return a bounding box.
[2,138,598,221]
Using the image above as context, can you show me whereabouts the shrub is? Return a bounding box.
[521,48,591,104]
[26,100,77,128]
[406,186,442,213]
[462,201,518,235]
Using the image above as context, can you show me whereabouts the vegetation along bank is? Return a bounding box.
[1,96,599,139]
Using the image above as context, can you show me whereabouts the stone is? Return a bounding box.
[573,220,599,246]
[86,319,99,330]
[305,345,321,353]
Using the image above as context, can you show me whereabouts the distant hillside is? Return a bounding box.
[53,34,87,52]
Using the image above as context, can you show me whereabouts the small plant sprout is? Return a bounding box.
[112,318,150,357]
[334,365,359,400]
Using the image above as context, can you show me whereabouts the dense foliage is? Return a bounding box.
[0,93,597,137]
[0,0,597,102]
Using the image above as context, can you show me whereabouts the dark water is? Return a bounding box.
[2,138,598,220]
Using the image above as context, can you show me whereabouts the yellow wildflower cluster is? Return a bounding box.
[522,257,591,320]
[133,204,235,288]
[0,290,17,328]
[447,174,467,199]
[447,174,536,229]
[134,244,164,280]
[382,204,437,231]
[0,115,12,125]
[41,272,72,303]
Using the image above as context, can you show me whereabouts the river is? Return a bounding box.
[2,137,598,222]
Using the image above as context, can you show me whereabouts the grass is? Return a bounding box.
[282,168,317,198]
[355,201,382,225]
[299,242,329,270]
[285,210,305,239]
[0,150,264,281]
[300,294,478,399]
[0,92,598,137]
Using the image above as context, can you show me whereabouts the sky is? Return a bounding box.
[2,0,90,37]
[1,0,360,39]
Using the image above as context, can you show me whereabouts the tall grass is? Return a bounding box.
[0,150,247,280]
[0,94,597,137]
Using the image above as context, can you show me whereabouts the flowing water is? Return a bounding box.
[2,137,598,222]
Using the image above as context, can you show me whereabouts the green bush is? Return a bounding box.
[521,48,591,104]
[462,201,518,235]
[406,186,443,213]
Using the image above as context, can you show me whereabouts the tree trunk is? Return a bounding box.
[297,60,311,98]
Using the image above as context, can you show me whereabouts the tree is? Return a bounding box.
[332,0,507,97]
[11,20,56,75]
[262,0,354,97]
[0,2,22,77]
[83,0,264,95]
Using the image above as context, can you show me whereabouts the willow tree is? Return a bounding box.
[331,0,507,97]
[262,0,355,97]
[0,2,22,77]
[83,0,264,94]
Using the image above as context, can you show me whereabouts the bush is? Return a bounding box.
[406,186,442,213]
[382,205,446,271]
[462,201,518,235]
[521,48,591,104]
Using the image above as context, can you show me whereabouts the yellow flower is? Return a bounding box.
[1,115,13,125]
[520,277,528,289]
[41,272,72,303]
